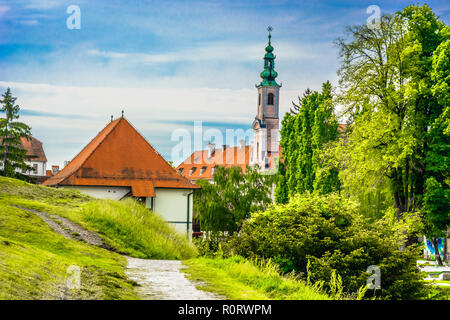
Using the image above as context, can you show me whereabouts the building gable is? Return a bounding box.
[43,117,198,193]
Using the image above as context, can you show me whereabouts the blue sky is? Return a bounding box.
[0,0,449,166]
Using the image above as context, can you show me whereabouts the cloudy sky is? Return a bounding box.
[0,0,449,166]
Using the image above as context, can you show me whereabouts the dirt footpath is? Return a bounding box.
[125,257,223,300]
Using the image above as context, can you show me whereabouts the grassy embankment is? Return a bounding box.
[0,176,337,300]
[183,256,331,300]
[0,177,196,299]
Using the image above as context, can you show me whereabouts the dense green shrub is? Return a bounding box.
[228,193,427,299]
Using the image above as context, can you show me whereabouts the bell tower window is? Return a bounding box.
[268,93,274,105]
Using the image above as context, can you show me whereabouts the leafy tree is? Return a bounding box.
[311,82,340,194]
[274,160,288,204]
[194,165,273,234]
[423,177,450,266]
[333,5,449,262]
[230,193,427,299]
[276,81,340,202]
[0,88,32,179]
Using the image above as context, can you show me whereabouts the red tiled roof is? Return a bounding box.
[43,117,198,195]
[177,123,346,181]
[177,146,250,181]
[20,137,47,162]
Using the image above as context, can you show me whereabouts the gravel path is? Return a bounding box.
[12,205,221,300]
[125,257,223,300]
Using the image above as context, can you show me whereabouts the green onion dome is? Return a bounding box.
[259,29,280,87]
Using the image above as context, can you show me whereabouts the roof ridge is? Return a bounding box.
[50,118,122,185]
[122,118,196,187]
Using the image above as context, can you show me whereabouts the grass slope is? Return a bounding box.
[1,177,197,259]
[0,184,137,299]
[75,199,197,259]
[182,256,330,300]
[0,177,196,299]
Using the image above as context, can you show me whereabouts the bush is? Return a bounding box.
[229,192,427,299]
[193,233,226,257]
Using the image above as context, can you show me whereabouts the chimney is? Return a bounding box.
[207,142,215,158]
[239,139,246,148]
[51,165,59,175]
[64,161,70,167]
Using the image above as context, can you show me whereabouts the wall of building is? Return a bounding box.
[7,160,46,176]
[148,188,193,238]
[62,185,131,200]
[26,161,46,176]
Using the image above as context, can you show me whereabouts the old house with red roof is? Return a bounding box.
[43,116,199,236]
[178,141,251,183]
[19,136,48,183]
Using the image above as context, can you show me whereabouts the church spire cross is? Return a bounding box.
[267,26,273,44]
[258,26,279,87]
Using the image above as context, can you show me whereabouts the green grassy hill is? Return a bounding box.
[0,177,196,299]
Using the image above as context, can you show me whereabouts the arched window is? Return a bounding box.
[268,93,274,105]
[258,93,261,106]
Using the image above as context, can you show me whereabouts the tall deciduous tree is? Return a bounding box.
[334,5,449,264]
[0,88,32,179]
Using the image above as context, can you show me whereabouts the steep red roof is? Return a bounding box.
[177,146,251,181]
[20,137,47,162]
[43,117,198,195]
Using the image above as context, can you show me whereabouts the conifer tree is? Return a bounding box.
[0,88,32,179]
[276,81,340,202]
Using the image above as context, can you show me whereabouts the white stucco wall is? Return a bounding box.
[63,185,131,200]
[149,188,194,238]
[61,185,193,238]
[8,160,46,176]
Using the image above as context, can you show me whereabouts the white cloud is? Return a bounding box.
[0,5,9,16]
[0,81,305,167]
[23,0,65,10]
[19,19,39,26]
[87,40,330,64]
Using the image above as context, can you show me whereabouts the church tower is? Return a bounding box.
[251,26,281,169]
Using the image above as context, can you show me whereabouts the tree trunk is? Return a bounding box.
[431,237,444,266]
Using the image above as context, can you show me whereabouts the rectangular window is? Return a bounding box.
[33,164,38,174]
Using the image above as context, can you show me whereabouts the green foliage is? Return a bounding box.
[0,88,33,179]
[192,233,226,257]
[229,192,427,299]
[276,81,340,203]
[274,161,289,204]
[423,177,450,237]
[333,4,449,263]
[182,256,331,300]
[194,165,273,234]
